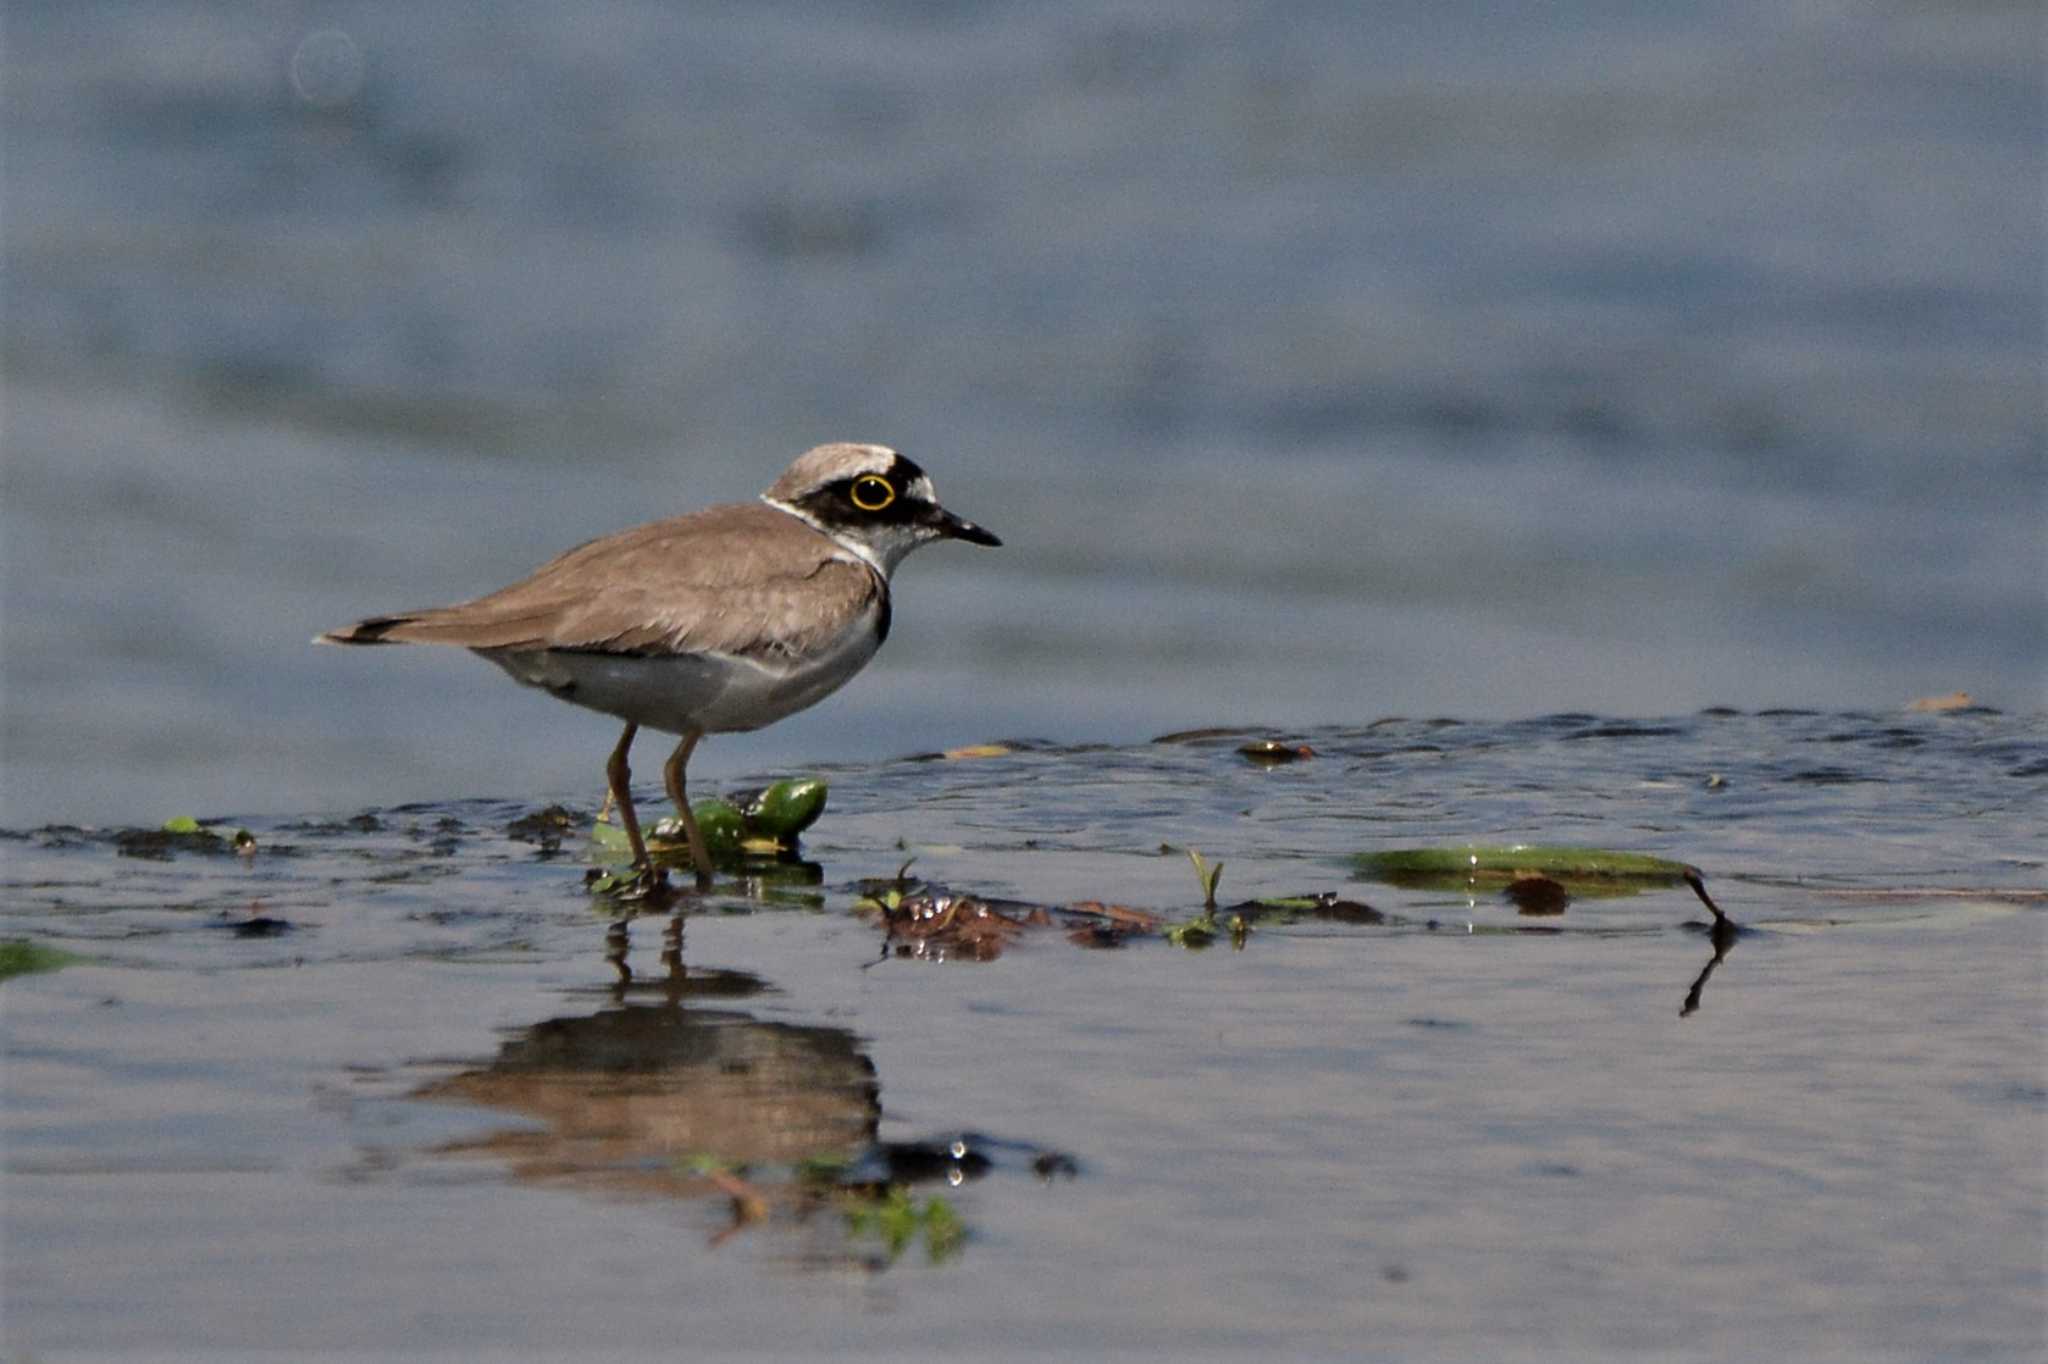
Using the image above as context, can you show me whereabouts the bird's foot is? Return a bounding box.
[609,862,679,905]
[584,857,718,904]
[638,860,721,901]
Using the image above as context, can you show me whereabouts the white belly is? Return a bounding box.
[477,609,884,736]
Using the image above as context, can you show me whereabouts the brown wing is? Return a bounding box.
[317,503,882,661]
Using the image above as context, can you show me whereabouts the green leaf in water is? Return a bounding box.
[583,868,637,896]
[0,939,84,983]
[684,799,746,854]
[161,815,203,834]
[1353,844,1699,894]
[740,778,828,840]
[587,818,633,853]
[1239,739,1315,764]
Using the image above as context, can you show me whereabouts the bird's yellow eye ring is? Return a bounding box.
[850,474,896,511]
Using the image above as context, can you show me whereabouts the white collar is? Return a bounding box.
[761,494,893,578]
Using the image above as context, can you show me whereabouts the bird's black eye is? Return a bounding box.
[849,474,896,512]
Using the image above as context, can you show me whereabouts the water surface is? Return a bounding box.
[5,709,2042,1356]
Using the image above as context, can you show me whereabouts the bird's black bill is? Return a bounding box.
[930,507,1002,546]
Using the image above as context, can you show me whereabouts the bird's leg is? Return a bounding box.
[604,720,657,882]
[663,729,714,890]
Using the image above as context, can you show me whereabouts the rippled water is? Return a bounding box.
[4,0,2042,827]
[5,710,2042,1356]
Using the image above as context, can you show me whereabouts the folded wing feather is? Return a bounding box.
[316,503,880,662]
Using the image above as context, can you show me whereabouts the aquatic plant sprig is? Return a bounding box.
[1186,847,1223,911]
[1163,849,1249,949]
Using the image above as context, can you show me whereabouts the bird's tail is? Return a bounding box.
[314,603,559,649]
[314,615,431,646]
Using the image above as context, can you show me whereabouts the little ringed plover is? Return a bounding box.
[317,442,1000,889]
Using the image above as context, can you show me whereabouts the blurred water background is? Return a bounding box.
[4,0,2042,827]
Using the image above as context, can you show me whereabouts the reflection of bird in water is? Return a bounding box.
[1681,917,1743,1018]
[410,936,1074,1264]
[416,1001,880,1191]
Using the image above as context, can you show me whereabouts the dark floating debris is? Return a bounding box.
[1238,739,1316,764]
[856,870,1402,960]
[840,1131,1076,1189]
[1783,766,1882,786]
[1680,868,1730,926]
[278,812,383,835]
[1224,893,1385,926]
[1503,876,1570,917]
[1561,722,1687,741]
[506,804,580,853]
[211,911,295,938]
[872,889,1045,961]
[114,817,255,861]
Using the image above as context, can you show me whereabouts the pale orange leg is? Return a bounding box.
[663,729,714,890]
[604,721,656,878]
